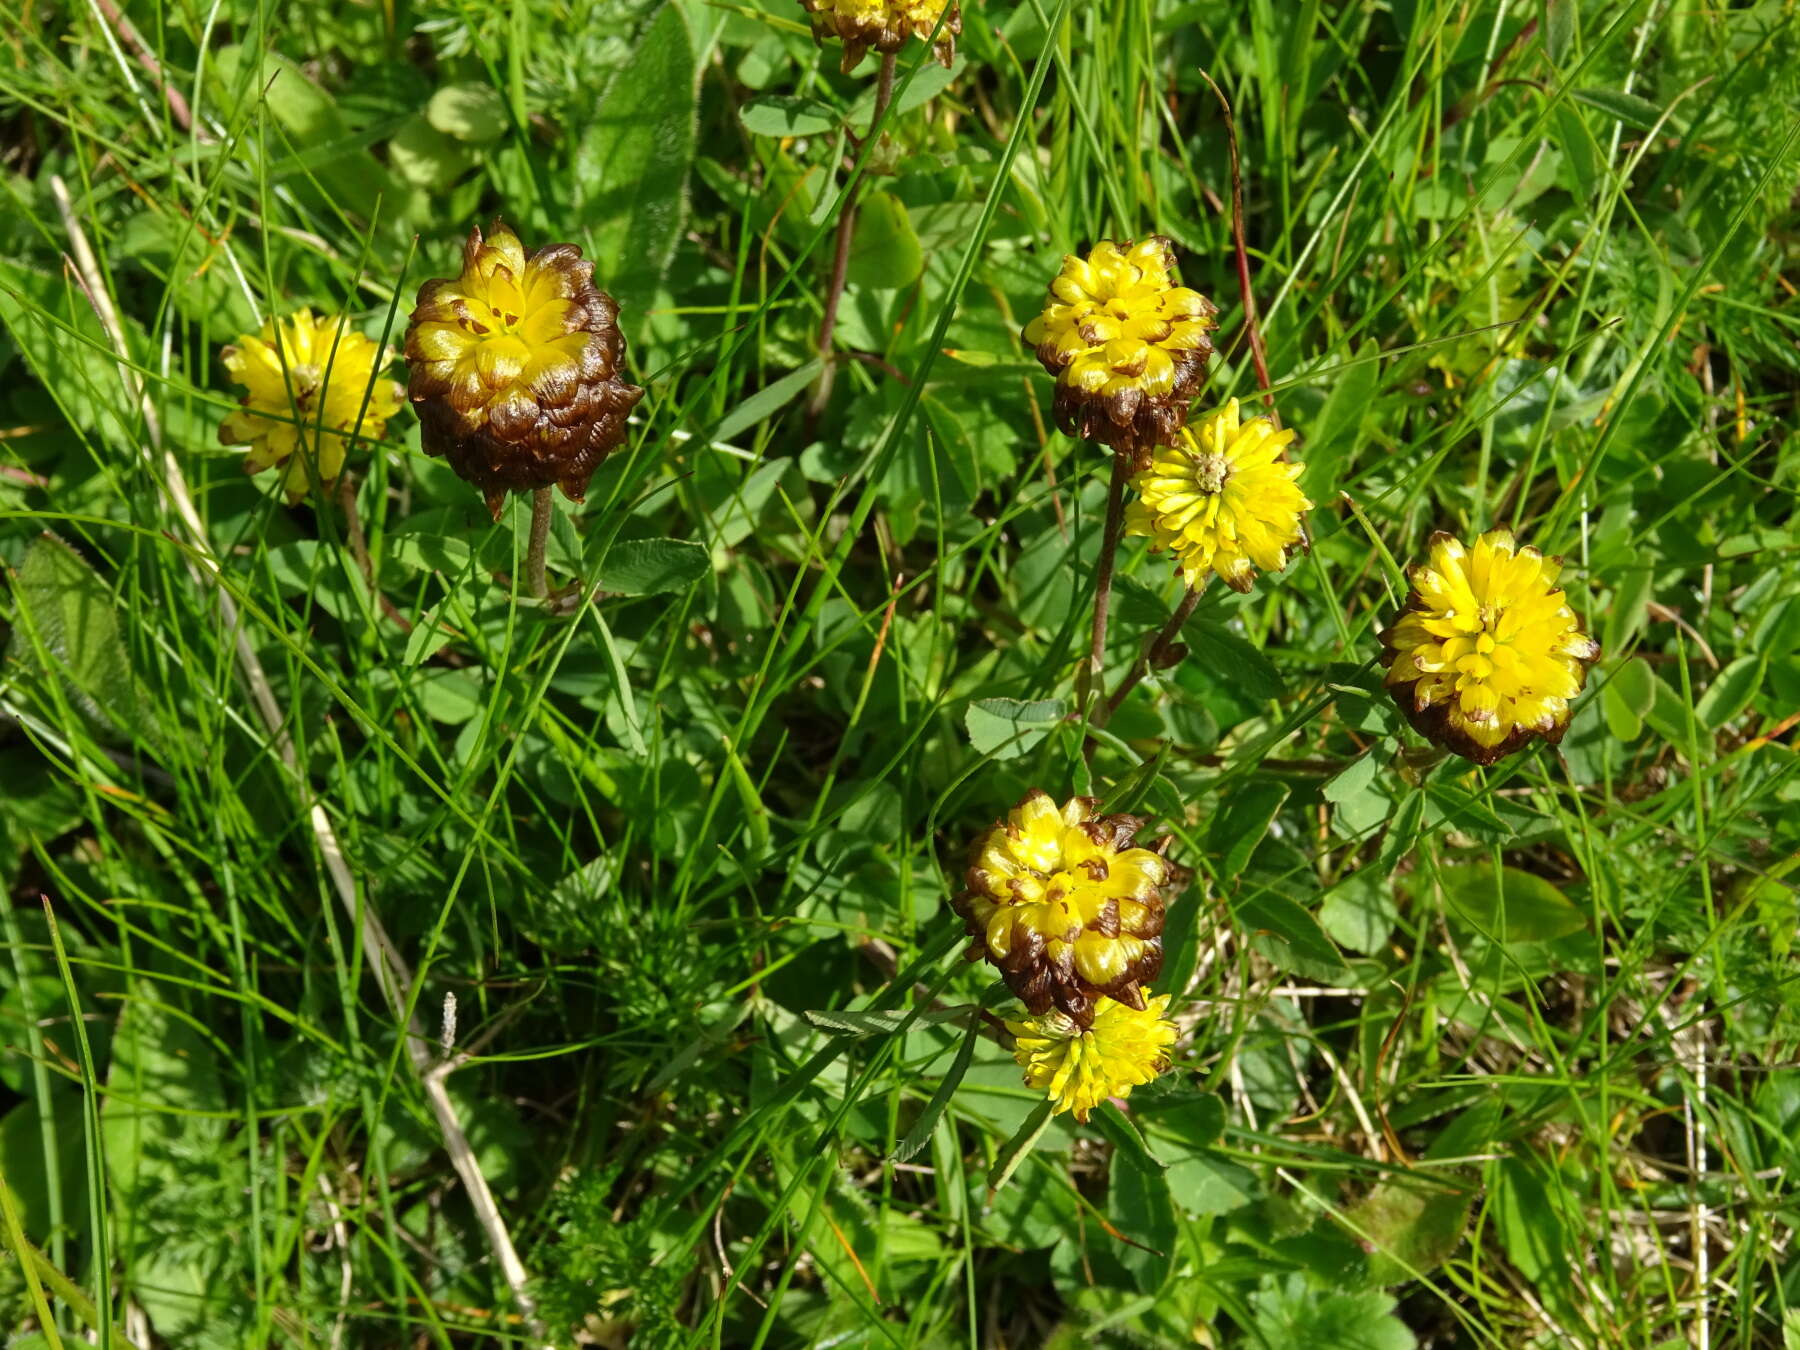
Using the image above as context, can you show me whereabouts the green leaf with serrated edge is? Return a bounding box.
[1437,864,1585,943]
[889,1013,980,1163]
[573,3,696,317]
[7,534,160,751]
[1345,1172,1473,1285]
[1209,780,1289,882]
[987,1098,1055,1193]
[964,697,1066,759]
[596,538,710,596]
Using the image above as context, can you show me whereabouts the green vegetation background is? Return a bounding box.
[2,0,1799,1345]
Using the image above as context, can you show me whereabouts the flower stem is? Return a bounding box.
[1103,583,1204,722]
[1081,452,1132,727]
[526,487,553,600]
[808,48,899,425]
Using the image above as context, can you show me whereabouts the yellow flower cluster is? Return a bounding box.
[1006,995,1177,1123]
[218,309,404,503]
[1381,530,1601,764]
[954,792,1181,1119]
[1022,237,1217,461]
[1125,398,1312,593]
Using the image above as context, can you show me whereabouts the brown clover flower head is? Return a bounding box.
[1021,237,1218,463]
[1380,530,1602,765]
[405,221,643,521]
[952,791,1171,1029]
[798,0,960,72]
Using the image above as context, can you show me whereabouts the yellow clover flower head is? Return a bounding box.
[952,791,1171,1029]
[798,0,960,73]
[1021,237,1218,462]
[218,309,404,504]
[405,221,643,521]
[1381,530,1601,765]
[1006,994,1177,1122]
[1125,398,1312,593]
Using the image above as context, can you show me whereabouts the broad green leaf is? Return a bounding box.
[848,190,924,291]
[597,537,710,595]
[964,697,1066,759]
[1232,887,1350,981]
[1303,340,1378,494]
[1695,653,1764,731]
[1437,864,1585,942]
[1188,620,1285,699]
[1208,780,1289,881]
[6,534,159,750]
[1602,657,1656,741]
[1094,1104,1176,1293]
[1324,752,1387,837]
[1318,869,1398,956]
[1491,1155,1568,1284]
[426,82,509,143]
[574,3,697,316]
[1249,1275,1417,1350]
[739,94,838,137]
[1345,1173,1472,1285]
[388,113,476,187]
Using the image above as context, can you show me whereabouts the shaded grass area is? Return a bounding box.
[2,0,1800,1346]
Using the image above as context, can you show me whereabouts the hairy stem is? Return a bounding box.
[808,48,899,424]
[526,486,554,600]
[1082,452,1133,728]
[1104,583,1205,720]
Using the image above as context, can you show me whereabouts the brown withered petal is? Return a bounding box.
[405,222,643,521]
[798,0,960,73]
[951,791,1175,1028]
[1021,237,1219,465]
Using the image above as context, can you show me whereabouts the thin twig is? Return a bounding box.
[49,175,549,1347]
[807,49,899,425]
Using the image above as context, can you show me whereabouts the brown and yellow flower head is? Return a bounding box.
[1380,531,1601,765]
[1125,398,1312,593]
[219,309,404,504]
[1007,994,1177,1122]
[405,222,643,521]
[953,791,1171,1028]
[1021,237,1218,462]
[798,0,960,72]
